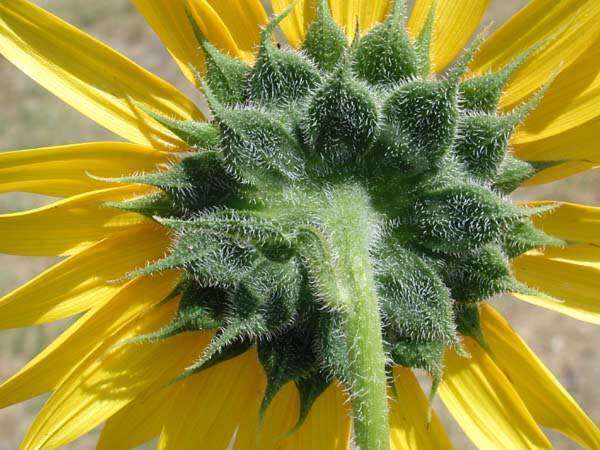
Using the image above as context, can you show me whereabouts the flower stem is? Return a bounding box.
[319,185,390,450]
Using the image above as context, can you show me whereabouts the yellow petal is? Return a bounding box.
[0,185,154,256]
[236,380,305,450]
[21,301,205,450]
[0,142,171,197]
[0,271,179,409]
[390,367,453,450]
[196,0,268,62]
[513,32,600,143]
[408,0,490,72]
[528,201,600,245]
[512,245,600,324]
[439,338,552,450]
[184,0,244,61]
[514,116,600,162]
[158,350,263,450]
[481,304,600,449]
[97,382,180,450]
[283,383,351,450]
[271,0,317,48]
[130,0,204,85]
[258,383,300,449]
[133,0,264,78]
[240,381,351,450]
[0,0,203,149]
[330,0,391,40]
[0,225,170,329]
[522,160,599,186]
[472,0,600,109]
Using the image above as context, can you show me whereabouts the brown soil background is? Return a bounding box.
[0,1,597,448]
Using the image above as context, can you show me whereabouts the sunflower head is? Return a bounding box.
[103,0,561,427]
[2,0,599,448]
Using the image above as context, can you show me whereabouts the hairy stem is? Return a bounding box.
[320,185,390,450]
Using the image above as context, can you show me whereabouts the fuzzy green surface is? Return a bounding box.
[108,1,559,448]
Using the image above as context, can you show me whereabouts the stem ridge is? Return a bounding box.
[318,184,390,450]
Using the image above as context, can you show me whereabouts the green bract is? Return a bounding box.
[108,0,559,444]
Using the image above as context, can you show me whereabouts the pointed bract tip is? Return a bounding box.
[262,0,299,42]
[416,0,437,75]
[351,16,361,47]
[447,23,493,85]
[200,79,226,117]
[427,372,441,424]
[390,0,407,22]
[509,68,559,123]
[184,5,207,46]
[316,0,331,15]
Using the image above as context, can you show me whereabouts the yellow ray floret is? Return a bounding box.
[408,0,490,73]
[481,305,600,449]
[438,338,552,450]
[202,0,268,58]
[258,384,305,450]
[530,201,600,246]
[0,0,203,149]
[271,0,317,48]
[97,382,181,450]
[0,142,172,197]
[0,225,170,328]
[389,367,453,450]
[131,0,267,81]
[512,245,600,325]
[513,34,600,144]
[282,384,351,450]
[329,0,391,40]
[514,115,600,166]
[523,160,599,186]
[157,349,263,450]
[21,300,206,450]
[0,185,154,256]
[129,0,205,85]
[259,383,351,450]
[183,1,247,63]
[0,271,180,410]
[472,0,600,109]
[234,380,351,450]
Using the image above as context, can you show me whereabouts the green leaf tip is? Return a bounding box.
[139,105,220,149]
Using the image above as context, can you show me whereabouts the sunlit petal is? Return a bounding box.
[330,0,390,40]
[512,246,600,324]
[21,301,206,450]
[514,33,600,143]
[0,142,172,197]
[481,304,600,449]
[0,272,180,409]
[0,0,203,149]
[0,186,155,256]
[390,367,453,450]
[409,0,490,72]
[472,0,600,109]
[439,339,552,449]
[158,350,262,450]
[271,0,317,48]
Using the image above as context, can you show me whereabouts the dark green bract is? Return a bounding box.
[109,0,560,437]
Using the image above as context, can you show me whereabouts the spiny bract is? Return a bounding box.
[108,0,560,429]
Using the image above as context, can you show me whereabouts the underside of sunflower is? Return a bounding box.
[106,2,560,448]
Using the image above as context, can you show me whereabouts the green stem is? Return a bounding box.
[319,185,390,450]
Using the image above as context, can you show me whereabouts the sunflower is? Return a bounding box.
[0,0,599,448]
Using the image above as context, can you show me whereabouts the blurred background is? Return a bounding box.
[0,1,598,448]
